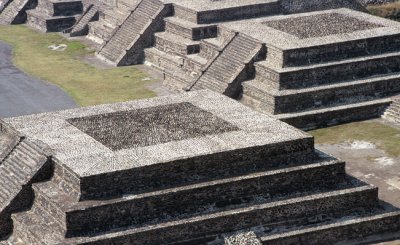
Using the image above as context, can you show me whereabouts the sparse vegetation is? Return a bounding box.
[310,120,400,157]
[367,2,400,21]
[0,24,156,106]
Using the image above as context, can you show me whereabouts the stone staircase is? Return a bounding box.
[0,121,51,240]
[383,96,400,124]
[144,16,223,92]
[241,30,400,130]
[0,0,36,24]
[189,33,264,98]
[96,0,171,66]
[144,7,270,95]
[66,4,98,37]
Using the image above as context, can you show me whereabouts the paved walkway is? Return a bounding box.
[0,41,76,118]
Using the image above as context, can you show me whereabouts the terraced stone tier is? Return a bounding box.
[34,0,82,17]
[243,73,400,114]
[260,211,400,244]
[222,8,400,68]
[26,9,79,32]
[276,98,391,130]
[164,16,218,41]
[171,0,280,24]
[30,155,344,237]
[6,90,314,200]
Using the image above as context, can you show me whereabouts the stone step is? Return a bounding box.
[144,46,184,70]
[164,16,218,40]
[260,211,400,244]
[69,4,98,37]
[277,98,392,130]
[12,184,378,244]
[154,32,200,56]
[36,158,345,237]
[0,0,32,24]
[62,185,378,244]
[256,50,400,90]
[144,46,200,88]
[35,0,82,17]
[26,9,79,32]
[382,111,400,124]
[80,142,317,200]
[243,72,400,114]
[97,0,168,65]
[186,53,208,66]
[173,0,280,24]
[87,20,115,44]
[101,7,130,27]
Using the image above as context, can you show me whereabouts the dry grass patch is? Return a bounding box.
[310,120,400,157]
[367,2,400,20]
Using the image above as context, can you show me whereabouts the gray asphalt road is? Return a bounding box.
[0,41,77,118]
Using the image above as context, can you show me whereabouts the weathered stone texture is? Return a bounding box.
[3,91,400,244]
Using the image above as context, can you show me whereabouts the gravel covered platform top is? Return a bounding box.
[167,0,277,11]
[5,90,309,177]
[262,13,383,39]
[223,8,400,50]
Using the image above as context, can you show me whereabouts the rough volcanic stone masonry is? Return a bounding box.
[3,0,394,129]
[1,91,400,244]
[67,102,239,150]
[262,13,383,39]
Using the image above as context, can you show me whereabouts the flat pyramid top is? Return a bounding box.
[223,8,400,50]
[168,0,277,12]
[6,90,309,177]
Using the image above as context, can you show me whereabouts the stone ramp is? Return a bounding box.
[67,4,98,37]
[0,121,50,240]
[97,0,171,66]
[383,96,400,124]
[0,0,35,24]
[190,33,264,98]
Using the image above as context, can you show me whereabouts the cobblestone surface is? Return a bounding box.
[68,102,239,150]
[263,13,383,39]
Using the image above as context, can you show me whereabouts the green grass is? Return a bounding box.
[0,25,156,106]
[310,121,400,157]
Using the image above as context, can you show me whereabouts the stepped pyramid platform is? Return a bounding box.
[1,90,400,244]
[26,0,82,32]
[211,8,400,130]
